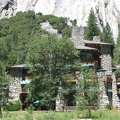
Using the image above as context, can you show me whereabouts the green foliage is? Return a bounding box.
[85,9,100,40]
[70,19,77,26]
[25,104,34,120]
[75,68,100,118]
[0,11,72,66]
[0,64,10,117]
[4,100,22,111]
[113,23,120,65]
[101,22,114,44]
[26,34,80,109]
[114,68,120,76]
[62,26,72,37]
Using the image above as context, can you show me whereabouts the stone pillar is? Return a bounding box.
[9,77,22,101]
[56,85,64,111]
[112,73,120,109]
[101,46,112,75]
[9,69,22,101]
[97,72,109,108]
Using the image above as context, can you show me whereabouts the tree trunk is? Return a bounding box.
[88,108,91,118]
[0,107,2,117]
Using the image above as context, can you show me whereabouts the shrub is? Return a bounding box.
[4,100,22,111]
[62,27,72,37]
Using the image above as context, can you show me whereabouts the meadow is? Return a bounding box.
[1,109,120,120]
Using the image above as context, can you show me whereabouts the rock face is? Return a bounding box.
[0,0,120,42]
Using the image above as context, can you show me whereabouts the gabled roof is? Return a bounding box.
[84,40,114,46]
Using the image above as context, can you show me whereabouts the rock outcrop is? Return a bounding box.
[0,0,120,42]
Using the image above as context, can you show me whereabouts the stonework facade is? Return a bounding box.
[9,77,21,101]
[97,72,109,108]
[101,45,112,75]
[9,69,22,101]
[70,26,118,110]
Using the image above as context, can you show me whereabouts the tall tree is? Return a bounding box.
[26,34,81,109]
[113,23,120,65]
[101,22,114,44]
[0,64,10,117]
[0,33,11,117]
[85,9,100,40]
[75,68,99,118]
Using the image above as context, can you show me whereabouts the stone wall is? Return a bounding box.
[101,45,112,75]
[97,72,109,108]
[9,77,21,101]
[9,69,22,101]
[112,73,120,109]
[56,86,64,111]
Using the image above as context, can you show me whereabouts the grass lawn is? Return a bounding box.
[0,109,120,120]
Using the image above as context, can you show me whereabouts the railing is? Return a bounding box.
[81,60,99,73]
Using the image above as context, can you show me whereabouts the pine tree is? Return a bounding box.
[113,23,120,65]
[75,68,99,118]
[85,9,100,40]
[101,22,114,44]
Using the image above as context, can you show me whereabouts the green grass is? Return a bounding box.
[1,109,120,120]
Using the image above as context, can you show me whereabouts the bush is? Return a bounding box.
[4,100,22,111]
[115,68,120,76]
[62,27,72,37]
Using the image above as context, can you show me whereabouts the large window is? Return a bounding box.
[80,52,99,61]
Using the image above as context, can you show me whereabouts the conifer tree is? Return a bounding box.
[101,22,114,44]
[113,23,120,65]
[85,9,100,40]
[75,68,99,118]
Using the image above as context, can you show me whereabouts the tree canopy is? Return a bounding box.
[100,22,114,44]
[0,11,72,67]
[0,64,10,117]
[75,68,99,118]
[0,10,73,112]
[113,23,120,65]
[26,34,81,109]
[85,9,100,40]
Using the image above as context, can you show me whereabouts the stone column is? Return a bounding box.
[9,77,22,101]
[56,85,64,111]
[97,72,109,108]
[101,46,112,75]
[112,73,120,109]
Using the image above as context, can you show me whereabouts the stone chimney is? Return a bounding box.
[71,26,84,46]
[93,36,100,42]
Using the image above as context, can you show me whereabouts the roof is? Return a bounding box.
[84,40,114,46]
[76,45,98,51]
[8,64,26,68]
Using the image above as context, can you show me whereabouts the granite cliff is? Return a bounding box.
[0,0,120,42]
